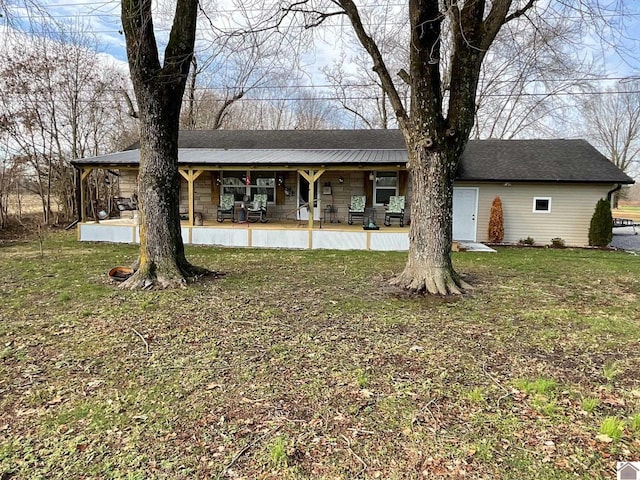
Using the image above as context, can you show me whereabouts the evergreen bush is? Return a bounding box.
[588,198,613,247]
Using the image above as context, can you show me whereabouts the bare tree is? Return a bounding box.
[0,25,135,224]
[472,14,596,139]
[274,0,539,294]
[321,4,593,138]
[320,7,410,129]
[0,133,22,229]
[120,0,209,289]
[182,15,304,130]
[322,51,404,129]
[580,81,640,177]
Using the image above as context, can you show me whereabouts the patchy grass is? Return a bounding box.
[1,230,639,479]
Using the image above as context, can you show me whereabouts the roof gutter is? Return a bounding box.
[607,183,623,203]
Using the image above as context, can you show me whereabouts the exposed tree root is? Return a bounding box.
[119,260,224,290]
[390,266,471,296]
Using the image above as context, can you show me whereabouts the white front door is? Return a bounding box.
[453,187,478,241]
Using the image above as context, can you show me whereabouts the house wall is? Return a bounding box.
[312,171,367,223]
[117,170,614,246]
[182,170,374,223]
[179,175,217,220]
[119,170,371,222]
[465,182,616,246]
[118,170,138,219]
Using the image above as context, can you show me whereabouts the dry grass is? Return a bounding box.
[5,194,45,215]
[1,230,639,479]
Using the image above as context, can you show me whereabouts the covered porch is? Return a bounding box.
[76,160,413,249]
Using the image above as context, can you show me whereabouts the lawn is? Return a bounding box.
[1,230,639,479]
[614,206,640,221]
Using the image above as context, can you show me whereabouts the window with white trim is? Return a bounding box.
[222,171,275,203]
[374,171,398,205]
[533,197,552,213]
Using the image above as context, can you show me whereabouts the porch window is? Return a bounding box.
[374,171,398,205]
[221,171,275,203]
[251,171,275,203]
[533,197,552,213]
[222,172,247,202]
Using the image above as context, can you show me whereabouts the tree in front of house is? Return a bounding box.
[304,0,538,294]
[120,0,210,288]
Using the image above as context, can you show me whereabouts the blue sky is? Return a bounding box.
[4,0,639,78]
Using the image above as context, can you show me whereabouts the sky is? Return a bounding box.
[2,0,640,86]
[2,0,640,177]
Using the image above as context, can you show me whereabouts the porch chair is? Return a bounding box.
[114,195,138,211]
[247,193,268,223]
[348,195,366,225]
[384,195,405,226]
[216,193,235,222]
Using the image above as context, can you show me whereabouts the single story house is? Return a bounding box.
[72,129,634,250]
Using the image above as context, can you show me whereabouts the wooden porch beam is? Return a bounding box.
[179,169,201,226]
[297,169,326,233]
[79,168,93,222]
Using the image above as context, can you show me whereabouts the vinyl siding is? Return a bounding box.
[464,182,617,246]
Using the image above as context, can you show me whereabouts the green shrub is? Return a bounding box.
[550,237,565,248]
[518,236,535,246]
[588,198,613,247]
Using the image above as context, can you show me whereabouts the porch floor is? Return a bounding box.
[93,217,410,232]
[79,218,492,252]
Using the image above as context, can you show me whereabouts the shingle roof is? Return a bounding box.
[76,130,634,184]
[460,138,634,183]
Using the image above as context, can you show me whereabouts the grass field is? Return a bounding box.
[1,230,639,479]
[614,206,640,221]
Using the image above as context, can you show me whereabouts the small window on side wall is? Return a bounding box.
[533,197,552,213]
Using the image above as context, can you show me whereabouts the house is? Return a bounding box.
[72,130,634,250]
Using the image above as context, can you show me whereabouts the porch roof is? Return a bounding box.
[74,129,635,185]
[73,148,408,168]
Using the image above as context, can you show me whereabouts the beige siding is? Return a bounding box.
[117,170,138,219]
[118,171,137,198]
[465,182,616,246]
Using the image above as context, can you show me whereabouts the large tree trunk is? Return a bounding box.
[391,143,469,295]
[123,94,197,289]
[120,0,210,289]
